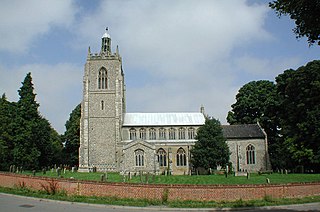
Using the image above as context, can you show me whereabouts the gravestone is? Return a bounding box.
[266,178,270,184]
[100,173,106,182]
[57,167,61,177]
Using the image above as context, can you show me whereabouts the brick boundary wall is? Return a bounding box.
[0,172,320,201]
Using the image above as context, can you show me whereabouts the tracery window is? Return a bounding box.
[169,128,176,140]
[246,144,256,164]
[98,68,108,89]
[176,148,187,166]
[129,128,136,140]
[135,149,144,167]
[159,128,166,140]
[139,128,146,140]
[178,128,186,139]
[188,128,195,139]
[149,128,156,140]
[157,148,167,167]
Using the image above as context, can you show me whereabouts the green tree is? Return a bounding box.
[269,0,320,46]
[227,80,277,125]
[13,73,41,169]
[0,94,16,170]
[33,116,63,168]
[276,60,320,171]
[191,118,230,170]
[62,104,81,166]
[12,72,62,170]
[226,80,290,170]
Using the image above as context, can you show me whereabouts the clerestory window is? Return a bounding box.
[178,127,186,139]
[188,128,195,139]
[159,128,166,140]
[139,128,146,140]
[169,128,176,140]
[129,128,136,140]
[149,128,156,140]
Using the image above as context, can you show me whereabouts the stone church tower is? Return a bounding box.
[79,30,125,172]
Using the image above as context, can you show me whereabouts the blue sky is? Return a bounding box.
[0,0,319,134]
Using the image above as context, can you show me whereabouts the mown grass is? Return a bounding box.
[1,186,320,208]
[20,170,320,185]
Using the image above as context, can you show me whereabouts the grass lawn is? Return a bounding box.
[19,170,320,185]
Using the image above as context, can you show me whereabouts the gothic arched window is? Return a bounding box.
[129,128,136,140]
[149,128,156,140]
[176,148,187,166]
[178,128,186,139]
[188,128,195,139]
[135,149,144,167]
[159,128,166,140]
[98,68,108,89]
[157,148,167,167]
[139,128,146,140]
[169,128,176,140]
[246,144,256,164]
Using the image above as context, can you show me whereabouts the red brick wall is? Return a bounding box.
[1,172,319,201]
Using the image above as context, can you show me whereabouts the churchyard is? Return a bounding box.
[16,169,320,185]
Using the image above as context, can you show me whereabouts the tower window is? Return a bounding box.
[176,148,187,166]
[246,144,256,164]
[98,68,108,89]
[101,100,104,110]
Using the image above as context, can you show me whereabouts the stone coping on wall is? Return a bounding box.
[2,171,320,187]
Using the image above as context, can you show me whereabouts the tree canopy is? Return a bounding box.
[62,104,81,166]
[276,60,320,170]
[0,72,62,171]
[227,80,277,125]
[269,0,320,46]
[191,118,230,170]
[228,60,320,171]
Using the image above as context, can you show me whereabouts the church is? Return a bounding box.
[79,30,271,175]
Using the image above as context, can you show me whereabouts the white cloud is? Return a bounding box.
[0,0,77,53]
[234,55,301,80]
[74,0,270,122]
[0,63,83,133]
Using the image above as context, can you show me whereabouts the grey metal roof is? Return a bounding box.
[123,113,205,126]
[222,124,265,139]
